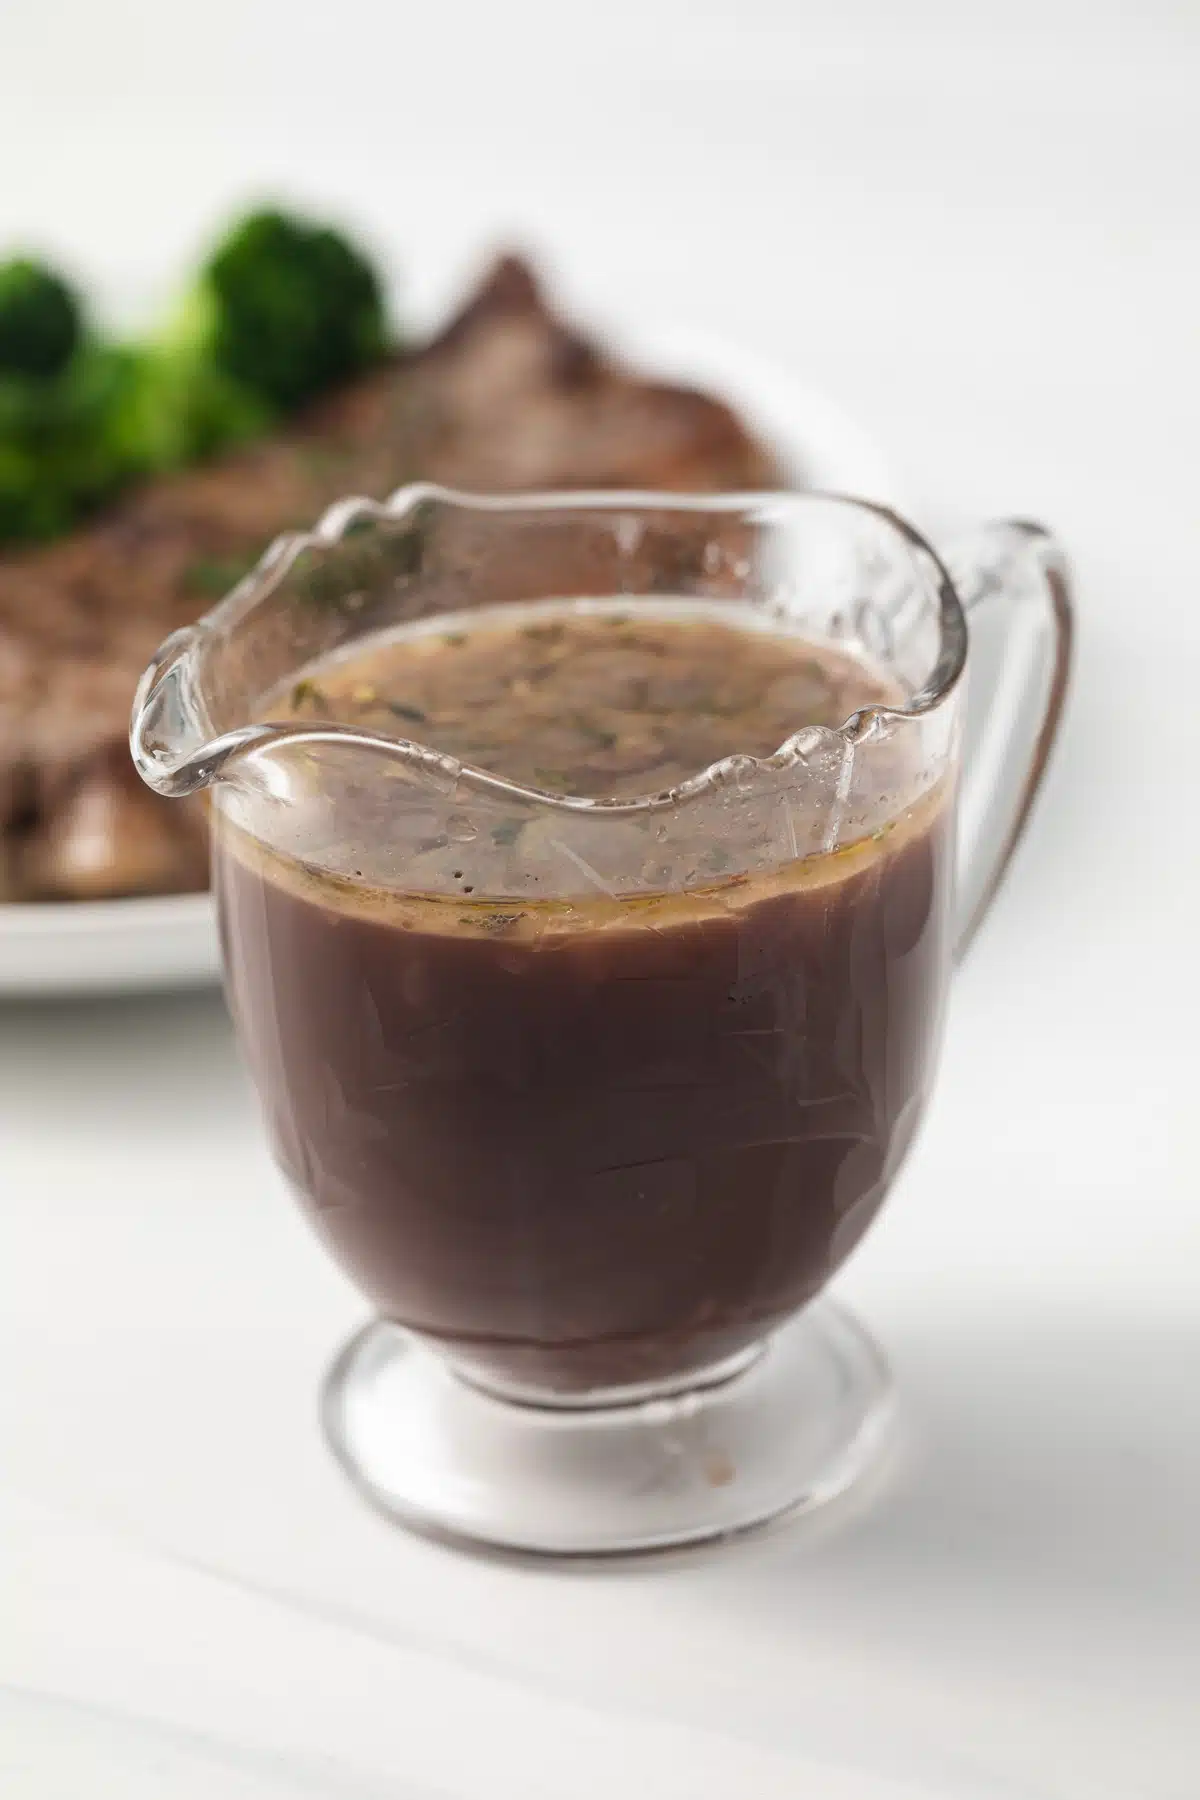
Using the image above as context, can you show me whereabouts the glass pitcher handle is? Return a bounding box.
[941,520,1073,959]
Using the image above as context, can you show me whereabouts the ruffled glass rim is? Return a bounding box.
[132,485,967,811]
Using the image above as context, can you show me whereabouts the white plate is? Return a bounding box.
[0,328,899,999]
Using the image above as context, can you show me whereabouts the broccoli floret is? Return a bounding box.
[0,262,152,544]
[0,338,276,545]
[0,258,83,380]
[0,207,392,548]
[0,434,70,543]
[0,348,142,543]
[104,343,273,472]
[198,208,390,412]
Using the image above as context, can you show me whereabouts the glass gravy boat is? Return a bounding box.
[132,488,1070,1556]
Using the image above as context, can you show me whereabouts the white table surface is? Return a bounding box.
[1,3,1197,1795]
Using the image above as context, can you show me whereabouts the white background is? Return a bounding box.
[1,2,1198,1795]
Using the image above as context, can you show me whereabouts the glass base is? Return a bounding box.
[320,1299,893,1558]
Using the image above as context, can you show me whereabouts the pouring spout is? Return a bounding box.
[129,625,229,798]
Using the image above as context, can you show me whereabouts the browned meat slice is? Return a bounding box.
[0,255,779,902]
[15,745,208,902]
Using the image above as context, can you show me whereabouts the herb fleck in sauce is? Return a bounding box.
[266,601,895,800]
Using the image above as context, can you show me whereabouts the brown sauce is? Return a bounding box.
[216,604,951,1394]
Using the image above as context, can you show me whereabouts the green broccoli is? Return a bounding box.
[0,206,393,548]
[0,259,162,544]
[197,208,390,412]
[0,347,142,543]
[103,343,273,473]
[0,257,82,380]
[110,204,391,467]
[0,434,68,543]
